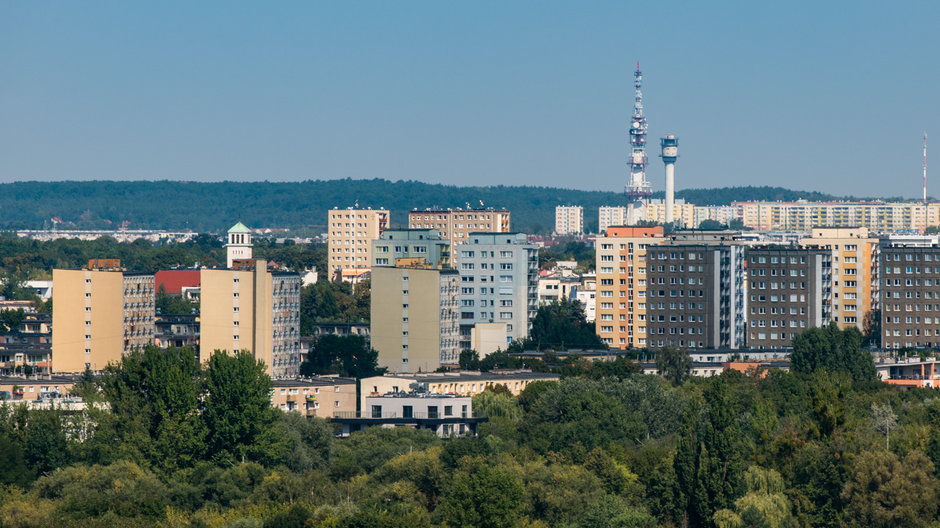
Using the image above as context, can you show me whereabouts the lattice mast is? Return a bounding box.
[626,62,652,213]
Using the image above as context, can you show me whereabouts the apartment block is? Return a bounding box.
[735,201,940,232]
[598,206,628,233]
[271,377,357,418]
[880,246,940,349]
[746,247,832,348]
[371,266,461,373]
[328,208,390,280]
[595,226,665,349]
[52,259,155,373]
[372,229,451,269]
[200,260,301,377]
[456,233,539,348]
[799,227,877,330]
[647,245,747,349]
[554,205,584,235]
[408,208,510,257]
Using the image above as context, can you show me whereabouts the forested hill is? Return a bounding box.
[0,180,845,233]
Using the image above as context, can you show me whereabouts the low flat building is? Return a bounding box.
[333,392,486,437]
[271,377,357,418]
[0,375,80,400]
[360,370,560,409]
[875,357,940,388]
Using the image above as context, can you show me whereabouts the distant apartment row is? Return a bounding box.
[595,225,940,351]
[563,201,940,235]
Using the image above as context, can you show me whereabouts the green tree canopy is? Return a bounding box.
[790,323,877,383]
[527,298,605,350]
[299,334,384,378]
[202,350,276,464]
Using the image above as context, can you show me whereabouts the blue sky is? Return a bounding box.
[1,1,938,197]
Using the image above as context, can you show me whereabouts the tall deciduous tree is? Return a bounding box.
[435,463,524,528]
[713,466,797,528]
[674,376,745,528]
[202,350,275,464]
[299,334,384,378]
[842,450,939,528]
[656,346,693,386]
[790,323,876,383]
[527,298,604,350]
[98,345,205,472]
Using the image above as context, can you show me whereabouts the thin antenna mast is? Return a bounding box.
[924,132,928,205]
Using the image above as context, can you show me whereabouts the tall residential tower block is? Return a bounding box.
[52,260,155,373]
[200,260,302,377]
[328,208,390,281]
[595,226,665,349]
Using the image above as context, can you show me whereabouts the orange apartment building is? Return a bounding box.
[799,227,878,330]
[594,226,665,349]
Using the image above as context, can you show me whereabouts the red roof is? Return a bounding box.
[155,270,201,295]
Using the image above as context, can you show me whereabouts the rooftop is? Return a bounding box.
[228,222,251,234]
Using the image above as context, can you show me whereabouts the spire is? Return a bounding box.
[626,62,652,203]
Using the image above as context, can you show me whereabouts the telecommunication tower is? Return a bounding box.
[924,132,928,205]
[625,62,652,219]
[661,135,679,224]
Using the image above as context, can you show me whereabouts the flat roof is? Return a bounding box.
[378,371,560,384]
[273,377,356,387]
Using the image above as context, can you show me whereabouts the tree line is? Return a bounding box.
[0,180,855,234]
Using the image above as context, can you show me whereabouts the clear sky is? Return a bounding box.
[2,1,938,197]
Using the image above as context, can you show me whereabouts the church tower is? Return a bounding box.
[226,222,253,268]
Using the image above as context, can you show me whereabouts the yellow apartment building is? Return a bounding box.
[595,226,665,349]
[327,208,389,280]
[200,260,302,377]
[52,259,155,373]
[799,227,877,330]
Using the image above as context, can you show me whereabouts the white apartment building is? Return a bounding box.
[555,205,584,235]
[456,233,539,348]
[599,206,628,233]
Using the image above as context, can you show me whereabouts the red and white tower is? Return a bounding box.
[626,62,652,222]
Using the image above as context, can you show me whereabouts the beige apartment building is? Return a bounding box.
[371,266,460,373]
[52,259,155,373]
[200,260,301,377]
[327,208,390,280]
[595,226,665,349]
[270,377,357,418]
[408,208,511,256]
[799,227,877,330]
[736,201,940,232]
